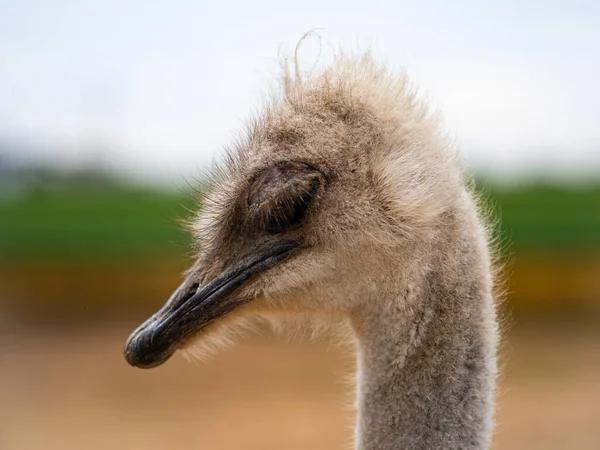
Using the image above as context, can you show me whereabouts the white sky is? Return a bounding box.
[1,0,599,184]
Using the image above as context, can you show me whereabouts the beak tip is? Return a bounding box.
[124,328,174,369]
[124,346,140,368]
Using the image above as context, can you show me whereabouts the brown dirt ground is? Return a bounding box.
[1,323,599,450]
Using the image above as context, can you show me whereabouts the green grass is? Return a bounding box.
[0,184,194,261]
[1,177,599,261]
[483,183,600,253]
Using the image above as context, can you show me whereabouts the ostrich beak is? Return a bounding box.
[124,240,297,369]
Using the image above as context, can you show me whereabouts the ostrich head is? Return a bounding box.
[125,54,463,369]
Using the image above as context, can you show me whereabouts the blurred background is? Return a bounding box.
[1,1,599,449]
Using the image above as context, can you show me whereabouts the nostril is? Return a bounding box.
[183,283,200,302]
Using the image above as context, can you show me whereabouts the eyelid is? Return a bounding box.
[263,176,319,232]
[246,162,323,232]
[249,173,320,209]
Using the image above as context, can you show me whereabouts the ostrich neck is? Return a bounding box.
[352,268,497,450]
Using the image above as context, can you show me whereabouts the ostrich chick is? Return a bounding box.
[125,53,499,450]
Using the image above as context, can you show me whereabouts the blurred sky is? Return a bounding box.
[1,0,599,184]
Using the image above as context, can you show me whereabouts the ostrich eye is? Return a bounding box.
[263,176,319,232]
[248,161,322,233]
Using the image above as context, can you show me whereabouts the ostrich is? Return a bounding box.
[125,52,499,450]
